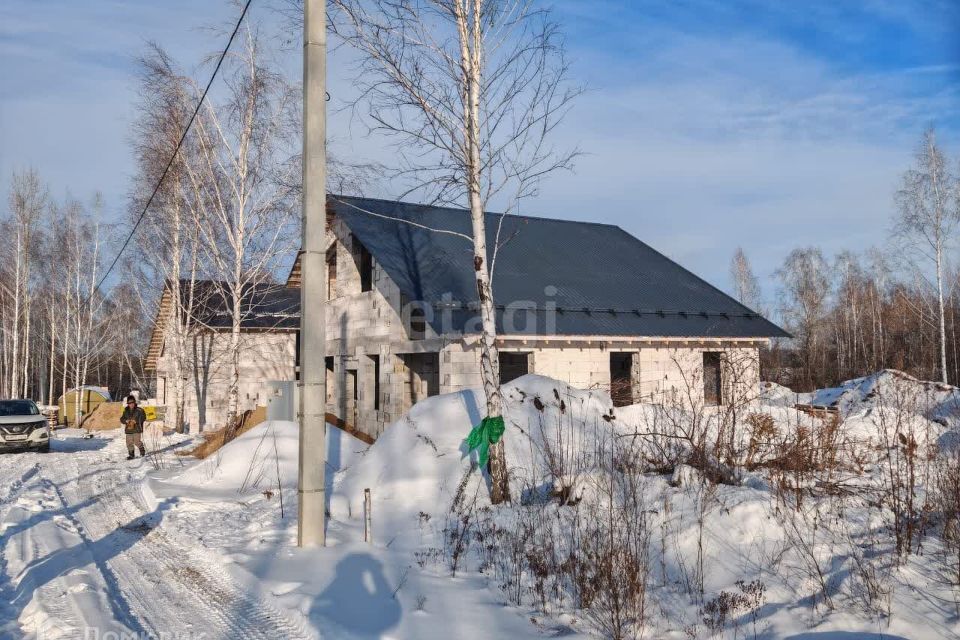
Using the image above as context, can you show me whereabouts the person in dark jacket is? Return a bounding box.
[120,395,147,460]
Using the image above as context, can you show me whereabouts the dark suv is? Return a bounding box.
[0,400,50,453]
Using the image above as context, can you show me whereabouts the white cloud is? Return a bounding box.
[2,0,957,308]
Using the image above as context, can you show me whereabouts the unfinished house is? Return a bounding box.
[289,195,788,440]
[145,280,299,430]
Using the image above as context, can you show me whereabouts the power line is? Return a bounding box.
[95,0,253,292]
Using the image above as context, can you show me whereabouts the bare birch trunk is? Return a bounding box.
[228,283,242,424]
[22,298,31,398]
[937,246,949,383]
[11,226,22,397]
[60,319,68,413]
[456,0,507,503]
[0,314,9,398]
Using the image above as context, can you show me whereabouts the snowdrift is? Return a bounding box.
[174,420,302,493]
[759,380,810,407]
[171,419,369,496]
[170,369,958,520]
[153,370,960,639]
[330,375,620,536]
[811,369,960,419]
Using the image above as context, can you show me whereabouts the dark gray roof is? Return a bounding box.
[181,280,299,331]
[329,195,788,339]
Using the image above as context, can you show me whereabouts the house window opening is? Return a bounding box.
[326,247,337,300]
[409,304,426,340]
[372,355,381,411]
[325,356,335,410]
[360,244,373,292]
[703,352,723,406]
[499,352,530,385]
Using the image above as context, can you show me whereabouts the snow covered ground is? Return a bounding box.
[2,372,960,638]
[0,423,576,639]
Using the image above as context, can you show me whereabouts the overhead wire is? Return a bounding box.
[94,0,253,293]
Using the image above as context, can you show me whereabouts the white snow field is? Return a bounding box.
[1,371,959,638]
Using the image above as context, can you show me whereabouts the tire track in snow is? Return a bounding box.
[0,454,51,639]
[62,444,316,639]
[1,452,144,639]
[0,459,40,509]
[42,468,150,638]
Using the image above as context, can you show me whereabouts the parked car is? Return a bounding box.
[0,399,50,453]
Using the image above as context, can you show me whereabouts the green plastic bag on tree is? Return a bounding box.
[465,416,505,468]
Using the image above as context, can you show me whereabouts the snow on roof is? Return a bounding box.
[65,386,112,400]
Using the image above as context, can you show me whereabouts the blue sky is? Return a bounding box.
[1,0,958,308]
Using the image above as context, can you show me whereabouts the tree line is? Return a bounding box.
[0,169,145,407]
[732,128,960,392]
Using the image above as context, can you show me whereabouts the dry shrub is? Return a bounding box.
[702,580,765,637]
[775,415,842,475]
[936,447,960,590]
[748,411,850,498]
[873,384,935,559]
[745,412,777,469]
[444,469,481,577]
[626,354,758,485]
[529,390,594,504]
[609,378,635,408]
[457,427,651,639]
[772,485,835,610]
[574,450,652,640]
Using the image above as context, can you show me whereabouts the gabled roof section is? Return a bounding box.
[185,280,300,331]
[285,251,303,288]
[328,195,789,339]
[144,280,300,372]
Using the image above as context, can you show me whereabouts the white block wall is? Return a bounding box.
[155,331,296,431]
[156,219,763,439]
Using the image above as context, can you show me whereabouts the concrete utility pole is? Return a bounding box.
[298,0,327,547]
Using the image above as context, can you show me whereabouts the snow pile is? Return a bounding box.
[330,375,620,537]
[758,380,809,407]
[325,372,960,638]
[811,369,960,419]
[174,420,301,494]
[804,369,960,448]
[170,418,373,499]
[146,371,960,638]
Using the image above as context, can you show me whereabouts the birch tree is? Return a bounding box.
[131,46,206,433]
[72,198,109,427]
[188,25,299,424]
[0,171,147,407]
[730,247,761,311]
[49,195,115,426]
[777,247,831,389]
[5,169,46,398]
[329,0,579,504]
[894,127,958,384]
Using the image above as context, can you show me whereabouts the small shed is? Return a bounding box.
[58,386,112,427]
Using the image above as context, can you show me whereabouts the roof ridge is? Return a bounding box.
[329,194,622,229]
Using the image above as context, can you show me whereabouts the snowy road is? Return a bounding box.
[0,431,316,640]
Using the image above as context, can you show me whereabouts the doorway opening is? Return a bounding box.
[703,352,723,406]
[400,353,440,412]
[610,352,635,407]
